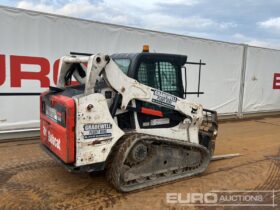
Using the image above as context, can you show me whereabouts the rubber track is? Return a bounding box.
[106,133,210,192]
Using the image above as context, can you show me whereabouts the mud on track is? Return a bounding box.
[0,116,280,210]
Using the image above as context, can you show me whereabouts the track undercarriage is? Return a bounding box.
[106,133,210,192]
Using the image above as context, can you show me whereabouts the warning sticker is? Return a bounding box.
[83,123,112,139]
[46,105,61,123]
[151,89,177,109]
[150,118,170,126]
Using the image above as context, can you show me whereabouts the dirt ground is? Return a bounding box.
[0,116,280,210]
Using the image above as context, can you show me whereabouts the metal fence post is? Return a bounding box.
[238,44,248,118]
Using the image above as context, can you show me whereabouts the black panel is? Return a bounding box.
[59,84,85,97]
[117,112,135,130]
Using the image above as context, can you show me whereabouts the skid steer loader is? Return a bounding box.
[40,46,218,192]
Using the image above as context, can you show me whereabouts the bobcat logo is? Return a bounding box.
[47,131,61,150]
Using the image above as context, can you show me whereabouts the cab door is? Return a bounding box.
[135,58,184,128]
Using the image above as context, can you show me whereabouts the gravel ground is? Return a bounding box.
[0,117,280,210]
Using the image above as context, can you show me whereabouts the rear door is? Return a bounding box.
[40,93,76,163]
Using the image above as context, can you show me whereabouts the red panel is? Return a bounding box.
[40,94,75,163]
[140,107,163,117]
[273,73,280,89]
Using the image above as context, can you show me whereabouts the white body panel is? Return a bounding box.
[74,93,124,166]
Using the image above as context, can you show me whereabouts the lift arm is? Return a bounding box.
[56,54,204,126]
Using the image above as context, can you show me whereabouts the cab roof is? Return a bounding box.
[111,52,187,67]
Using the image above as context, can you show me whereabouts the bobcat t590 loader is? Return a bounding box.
[40,46,218,192]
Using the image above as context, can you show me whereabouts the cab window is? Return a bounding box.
[137,61,180,97]
[114,58,130,74]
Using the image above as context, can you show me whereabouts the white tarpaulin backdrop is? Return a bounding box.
[0,6,279,132]
[243,47,280,112]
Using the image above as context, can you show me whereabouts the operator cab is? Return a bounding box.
[111,52,187,130]
[111,52,186,98]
